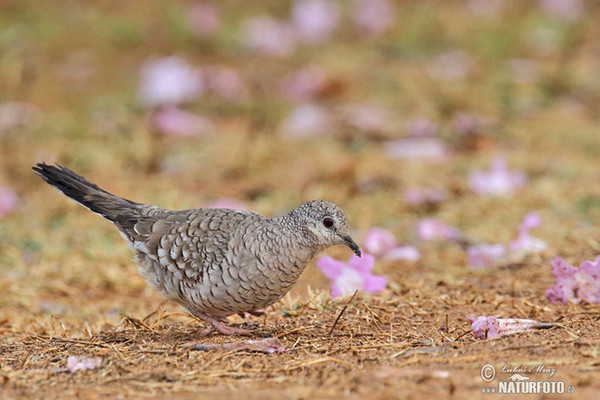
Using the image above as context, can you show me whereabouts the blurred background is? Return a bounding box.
[1,0,600,331]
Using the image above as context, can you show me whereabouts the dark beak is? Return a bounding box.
[340,234,361,257]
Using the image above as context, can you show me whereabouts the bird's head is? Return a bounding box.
[293,200,361,257]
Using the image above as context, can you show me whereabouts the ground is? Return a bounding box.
[2,1,600,399]
[2,249,600,399]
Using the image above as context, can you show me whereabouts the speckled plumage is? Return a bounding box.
[33,163,360,335]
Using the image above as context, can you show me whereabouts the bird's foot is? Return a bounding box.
[213,323,253,336]
[195,313,253,336]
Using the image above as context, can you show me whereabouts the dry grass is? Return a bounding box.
[2,1,600,399]
[2,273,600,399]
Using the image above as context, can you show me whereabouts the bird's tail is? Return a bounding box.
[33,162,141,223]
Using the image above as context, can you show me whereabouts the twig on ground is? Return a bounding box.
[329,290,358,337]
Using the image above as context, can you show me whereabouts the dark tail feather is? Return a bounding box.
[33,162,140,222]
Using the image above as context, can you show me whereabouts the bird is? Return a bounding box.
[33,163,361,335]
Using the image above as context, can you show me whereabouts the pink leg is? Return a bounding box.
[195,313,252,336]
[237,309,265,318]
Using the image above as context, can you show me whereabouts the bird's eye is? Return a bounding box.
[322,217,334,228]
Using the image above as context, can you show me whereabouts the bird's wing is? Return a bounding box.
[129,209,261,286]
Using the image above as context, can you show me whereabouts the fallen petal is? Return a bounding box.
[191,337,285,354]
[67,356,102,373]
[467,243,506,268]
[0,185,18,217]
[138,56,204,107]
[188,2,221,38]
[580,256,600,279]
[362,228,397,257]
[316,256,346,280]
[353,0,395,37]
[540,0,583,21]
[0,102,39,135]
[407,117,437,138]
[468,316,555,340]
[469,155,527,197]
[152,107,214,138]
[383,246,421,262]
[550,256,578,281]
[384,138,450,162]
[279,103,332,140]
[416,218,461,241]
[292,0,340,44]
[496,318,556,337]
[242,16,298,58]
[404,187,447,207]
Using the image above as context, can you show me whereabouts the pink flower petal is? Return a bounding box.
[469,316,554,339]
[152,107,214,138]
[383,246,421,262]
[430,50,473,81]
[550,256,578,280]
[192,337,285,353]
[519,212,542,232]
[469,155,527,197]
[496,318,554,337]
[0,185,18,217]
[316,256,346,280]
[540,0,583,20]
[139,56,204,107]
[580,256,600,279]
[404,187,447,206]
[188,2,221,38]
[547,256,600,304]
[330,284,344,298]
[279,103,332,139]
[341,104,394,133]
[468,316,495,340]
[571,272,600,303]
[278,66,329,101]
[352,0,395,37]
[318,253,386,298]
[67,356,102,373]
[363,275,387,294]
[202,66,248,101]
[407,117,437,138]
[452,112,482,136]
[416,218,461,241]
[291,0,340,44]
[332,267,366,297]
[509,212,547,255]
[242,16,298,58]
[347,253,375,274]
[485,316,500,338]
[362,228,397,257]
[0,102,38,135]
[362,228,420,262]
[509,234,548,255]
[467,0,505,16]
[545,284,568,304]
[467,243,506,268]
[384,138,450,162]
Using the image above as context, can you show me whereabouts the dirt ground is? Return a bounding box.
[3,1,600,399]
[2,257,600,400]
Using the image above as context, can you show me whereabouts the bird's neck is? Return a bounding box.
[269,215,323,266]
